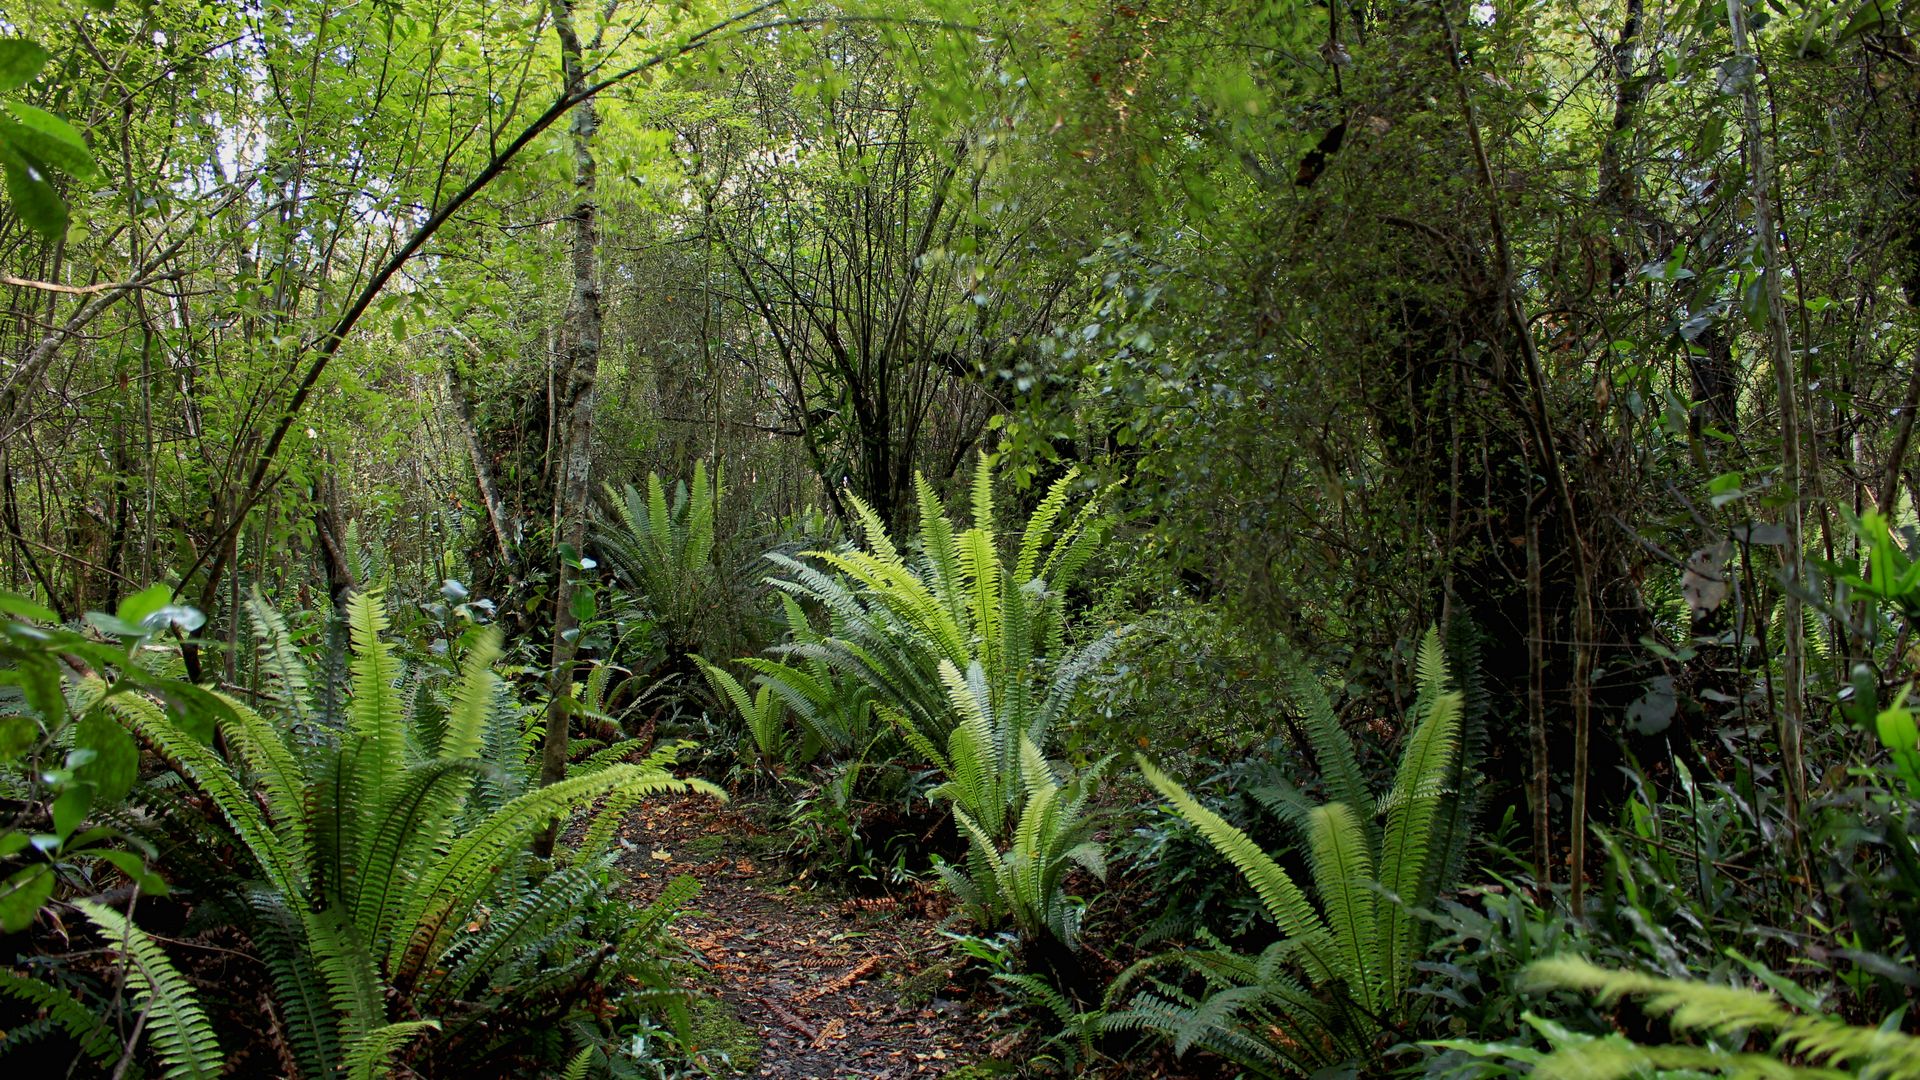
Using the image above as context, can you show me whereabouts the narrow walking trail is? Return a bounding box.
[611,794,984,1078]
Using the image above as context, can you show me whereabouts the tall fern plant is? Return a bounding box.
[768,454,1115,755]
[1114,630,1466,1076]
[600,460,730,665]
[105,589,720,1078]
[769,456,1118,949]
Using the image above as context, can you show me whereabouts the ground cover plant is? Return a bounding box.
[7,0,1920,1076]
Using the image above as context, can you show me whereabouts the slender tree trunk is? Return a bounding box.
[1728,0,1808,843]
[535,0,605,857]
[446,346,520,572]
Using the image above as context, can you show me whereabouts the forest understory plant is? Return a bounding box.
[770,457,1120,967]
[1113,630,1469,1076]
[88,588,722,1077]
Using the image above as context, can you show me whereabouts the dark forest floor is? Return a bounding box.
[611,794,989,1078]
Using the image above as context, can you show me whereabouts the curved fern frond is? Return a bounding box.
[76,900,221,1079]
[0,970,118,1066]
[1378,691,1461,999]
[344,1019,439,1080]
[1137,754,1337,983]
[1522,956,1920,1079]
[391,765,722,979]
[212,690,311,861]
[1289,664,1369,823]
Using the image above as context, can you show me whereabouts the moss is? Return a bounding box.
[680,832,727,858]
[894,957,959,1009]
[685,994,761,1075]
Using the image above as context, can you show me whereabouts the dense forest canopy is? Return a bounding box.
[5,0,1920,1075]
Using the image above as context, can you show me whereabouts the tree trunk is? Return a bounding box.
[1728,0,1808,848]
[535,0,605,858]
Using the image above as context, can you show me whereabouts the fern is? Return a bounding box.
[766,455,1119,943]
[0,969,118,1066]
[104,589,724,1077]
[1123,636,1471,1075]
[1517,956,1920,1079]
[600,461,734,661]
[76,900,222,1079]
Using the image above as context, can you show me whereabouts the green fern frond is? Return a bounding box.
[0,969,118,1066]
[247,586,313,728]
[1289,664,1370,824]
[212,690,311,861]
[561,1046,596,1080]
[344,1019,440,1080]
[440,628,504,762]
[392,765,723,978]
[245,887,341,1076]
[1378,690,1461,999]
[76,900,222,1079]
[1304,801,1375,1010]
[1522,956,1920,1079]
[1136,754,1337,983]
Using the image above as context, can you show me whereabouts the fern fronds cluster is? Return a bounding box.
[1116,629,1466,1076]
[600,461,727,660]
[99,588,722,1078]
[765,454,1118,944]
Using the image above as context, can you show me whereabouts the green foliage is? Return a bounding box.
[0,587,214,935]
[0,36,99,241]
[939,736,1113,950]
[0,968,118,1066]
[600,461,734,664]
[102,587,722,1077]
[1115,630,1465,1075]
[1437,955,1920,1079]
[76,899,224,1079]
[693,653,786,774]
[743,593,878,761]
[770,456,1119,944]
[769,455,1117,754]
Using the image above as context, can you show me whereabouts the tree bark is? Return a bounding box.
[535,0,605,857]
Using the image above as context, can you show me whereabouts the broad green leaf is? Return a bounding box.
[50,785,91,841]
[116,583,175,626]
[0,864,52,932]
[0,593,56,622]
[73,711,138,804]
[0,40,48,93]
[2,157,66,241]
[0,715,36,758]
[1,104,99,181]
[94,850,170,896]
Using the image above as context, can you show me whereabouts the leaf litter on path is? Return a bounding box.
[613,794,976,1078]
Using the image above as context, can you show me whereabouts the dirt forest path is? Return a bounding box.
[610,794,986,1079]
